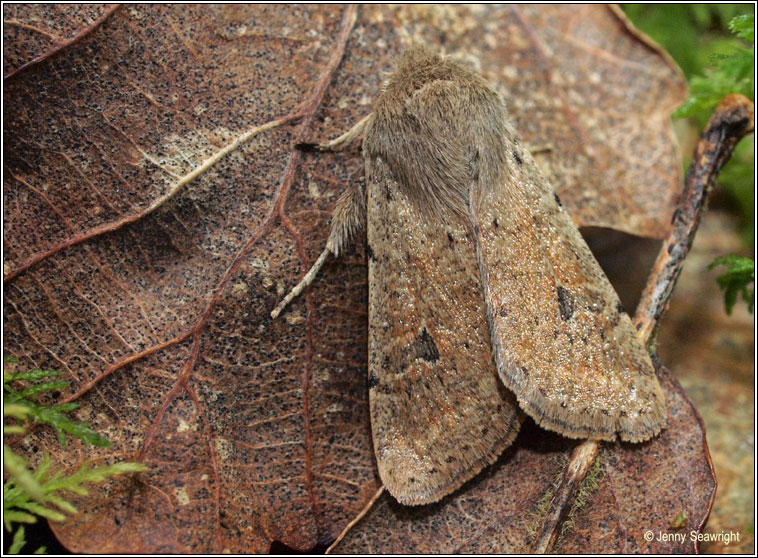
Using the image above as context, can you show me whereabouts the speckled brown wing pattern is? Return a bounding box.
[366,155,522,506]
[472,129,666,443]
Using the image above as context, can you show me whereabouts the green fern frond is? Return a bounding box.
[730,14,754,41]
[708,255,755,314]
[674,13,754,119]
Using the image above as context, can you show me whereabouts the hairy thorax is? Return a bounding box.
[363,46,509,220]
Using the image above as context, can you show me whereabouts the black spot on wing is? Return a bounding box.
[557,286,574,321]
[382,328,441,379]
[512,150,523,165]
[412,327,440,363]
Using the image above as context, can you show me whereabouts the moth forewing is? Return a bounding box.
[364,154,521,505]
[471,130,667,442]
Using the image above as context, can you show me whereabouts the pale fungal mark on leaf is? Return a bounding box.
[255,356,297,369]
[5,107,306,282]
[285,311,305,325]
[174,486,191,506]
[231,280,249,296]
[308,180,322,199]
[236,388,303,407]
[599,139,674,181]
[455,499,476,523]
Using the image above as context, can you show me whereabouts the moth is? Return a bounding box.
[272,46,667,505]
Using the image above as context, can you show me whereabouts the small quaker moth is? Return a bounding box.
[272,46,666,505]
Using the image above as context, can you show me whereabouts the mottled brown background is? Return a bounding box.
[3,4,753,554]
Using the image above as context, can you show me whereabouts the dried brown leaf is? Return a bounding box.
[3,4,694,553]
[3,4,120,79]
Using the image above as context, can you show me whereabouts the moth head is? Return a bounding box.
[364,46,509,219]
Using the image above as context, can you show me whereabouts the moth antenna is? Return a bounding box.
[297,113,371,152]
[325,113,371,149]
[270,247,332,319]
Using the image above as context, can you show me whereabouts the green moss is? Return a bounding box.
[3,362,147,554]
[559,452,606,541]
[525,461,567,539]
